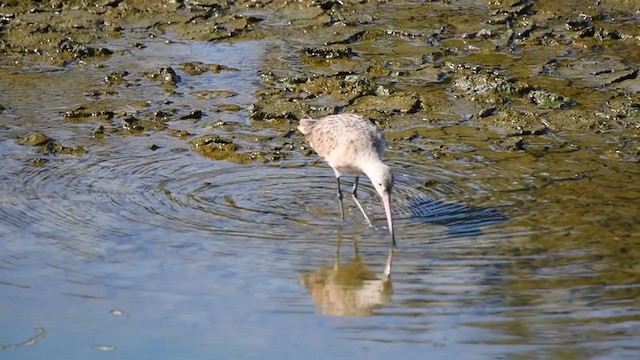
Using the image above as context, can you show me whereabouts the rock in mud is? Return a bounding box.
[18,132,85,155]
[405,65,450,85]
[566,18,621,40]
[351,92,421,114]
[191,134,239,160]
[181,62,209,76]
[215,104,241,112]
[122,115,144,132]
[152,110,174,120]
[451,65,533,104]
[530,90,574,109]
[93,125,106,139]
[605,134,640,162]
[208,64,239,73]
[607,70,640,93]
[303,45,355,59]
[179,110,204,120]
[543,110,626,132]
[249,98,308,121]
[168,129,191,139]
[105,71,129,86]
[550,57,634,87]
[493,136,525,151]
[606,93,640,120]
[477,108,547,136]
[63,106,114,122]
[58,38,113,60]
[192,135,236,150]
[479,106,499,118]
[29,158,48,166]
[181,61,239,75]
[192,90,238,100]
[146,67,180,85]
[43,143,86,156]
[177,12,261,41]
[295,74,378,106]
[18,132,52,146]
[462,28,496,40]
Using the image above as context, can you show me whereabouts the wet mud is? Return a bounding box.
[2,0,638,162]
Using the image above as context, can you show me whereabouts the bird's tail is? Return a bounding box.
[297,116,317,135]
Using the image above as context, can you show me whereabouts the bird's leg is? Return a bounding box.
[351,176,374,227]
[383,247,394,282]
[335,230,343,271]
[350,232,361,261]
[336,177,345,222]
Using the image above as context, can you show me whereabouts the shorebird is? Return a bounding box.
[298,113,396,278]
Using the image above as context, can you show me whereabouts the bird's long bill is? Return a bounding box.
[382,191,396,247]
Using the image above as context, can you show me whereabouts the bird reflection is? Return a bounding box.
[300,232,393,317]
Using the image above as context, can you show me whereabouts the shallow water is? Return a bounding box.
[2,9,640,360]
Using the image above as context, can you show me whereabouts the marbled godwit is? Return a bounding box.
[298,113,396,278]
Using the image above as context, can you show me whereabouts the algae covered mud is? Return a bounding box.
[1,0,639,358]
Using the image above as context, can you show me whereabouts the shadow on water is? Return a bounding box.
[404,195,506,238]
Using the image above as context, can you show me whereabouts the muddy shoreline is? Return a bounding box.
[2,0,639,257]
[1,0,638,163]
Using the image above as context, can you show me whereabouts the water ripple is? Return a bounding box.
[0,145,510,256]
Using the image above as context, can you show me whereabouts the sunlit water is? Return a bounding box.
[1,36,639,360]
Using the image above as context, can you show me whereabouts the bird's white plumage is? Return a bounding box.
[298,113,396,279]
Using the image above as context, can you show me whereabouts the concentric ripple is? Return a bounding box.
[155,164,356,237]
[0,132,511,272]
[0,140,510,258]
[4,136,637,354]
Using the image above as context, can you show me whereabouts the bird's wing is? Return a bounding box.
[306,119,341,158]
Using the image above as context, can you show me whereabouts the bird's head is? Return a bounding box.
[365,162,396,246]
[369,164,394,198]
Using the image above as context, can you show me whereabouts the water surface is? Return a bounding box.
[1,4,640,360]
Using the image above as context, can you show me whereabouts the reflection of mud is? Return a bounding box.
[0,327,46,350]
[300,233,393,317]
